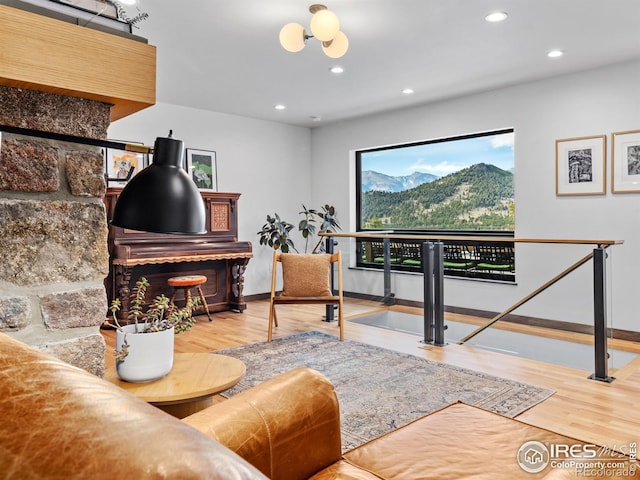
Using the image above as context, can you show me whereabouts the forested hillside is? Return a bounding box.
[361,163,514,230]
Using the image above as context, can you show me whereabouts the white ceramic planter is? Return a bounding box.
[115,324,175,383]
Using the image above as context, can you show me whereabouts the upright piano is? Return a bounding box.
[104,188,252,321]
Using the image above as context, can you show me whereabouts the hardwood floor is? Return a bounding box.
[102,298,640,450]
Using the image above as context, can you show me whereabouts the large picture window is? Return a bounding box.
[355,129,515,282]
[357,129,514,232]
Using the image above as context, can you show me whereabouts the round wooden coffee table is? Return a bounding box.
[105,352,245,418]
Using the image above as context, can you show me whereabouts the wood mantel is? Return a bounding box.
[0,4,156,121]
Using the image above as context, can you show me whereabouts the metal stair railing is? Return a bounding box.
[321,232,622,382]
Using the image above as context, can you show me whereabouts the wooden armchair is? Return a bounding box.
[268,251,344,341]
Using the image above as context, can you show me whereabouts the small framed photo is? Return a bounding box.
[105,147,146,187]
[611,130,640,193]
[186,148,217,191]
[555,135,606,196]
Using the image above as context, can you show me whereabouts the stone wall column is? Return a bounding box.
[0,86,110,376]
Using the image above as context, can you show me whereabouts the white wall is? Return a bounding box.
[109,60,640,332]
[310,59,640,332]
[108,102,312,295]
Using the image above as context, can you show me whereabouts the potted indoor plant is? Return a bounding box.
[258,204,341,253]
[108,277,200,383]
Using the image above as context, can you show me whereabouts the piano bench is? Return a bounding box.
[167,275,213,322]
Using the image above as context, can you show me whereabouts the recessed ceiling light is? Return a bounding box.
[330,66,344,74]
[310,115,322,122]
[402,88,414,95]
[547,49,564,58]
[274,104,286,110]
[485,11,507,22]
[118,0,137,5]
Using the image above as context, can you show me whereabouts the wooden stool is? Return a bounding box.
[168,275,212,322]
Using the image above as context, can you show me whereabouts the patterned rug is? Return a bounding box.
[215,331,554,451]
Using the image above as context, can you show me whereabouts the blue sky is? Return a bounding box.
[360,131,514,177]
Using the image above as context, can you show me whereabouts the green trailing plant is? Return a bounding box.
[108,277,200,362]
[258,204,341,254]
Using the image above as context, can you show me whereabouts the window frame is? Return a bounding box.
[354,128,515,282]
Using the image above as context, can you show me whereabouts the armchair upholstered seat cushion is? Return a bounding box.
[279,253,333,297]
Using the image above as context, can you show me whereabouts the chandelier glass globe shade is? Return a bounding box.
[310,9,339,42]
[322,31,348,58]
[279,23,306,52]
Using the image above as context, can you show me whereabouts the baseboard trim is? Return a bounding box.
[245,293,271,302]
[245,292,640,342]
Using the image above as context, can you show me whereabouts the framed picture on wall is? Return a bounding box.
[555,135,606,196]
[186,148,217,191]
[105,146,146,187]
[611,130,640,193]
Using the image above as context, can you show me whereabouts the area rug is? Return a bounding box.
[215,331,554,451]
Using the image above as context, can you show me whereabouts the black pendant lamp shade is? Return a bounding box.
[111,134,206,234]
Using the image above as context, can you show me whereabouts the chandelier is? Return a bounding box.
[279,4,349,59]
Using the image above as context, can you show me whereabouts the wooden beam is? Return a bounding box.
[0,4,156,121]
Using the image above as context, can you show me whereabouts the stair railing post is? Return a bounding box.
[383,237,395,305]
[422,242,434,344]
[433,242,446,346]
[589,246,614,382]
[324,236,336,322]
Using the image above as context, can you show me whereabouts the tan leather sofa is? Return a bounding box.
[0,332,631,479]
[0,332,266,480]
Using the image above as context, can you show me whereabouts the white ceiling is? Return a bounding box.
[121,0,640,128]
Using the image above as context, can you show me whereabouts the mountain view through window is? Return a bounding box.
[356,129,515,232]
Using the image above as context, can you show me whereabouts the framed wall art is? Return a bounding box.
[105,147,146,187]
[555,135,606,196]
[186,148,217,191]
[611,129,640,193]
